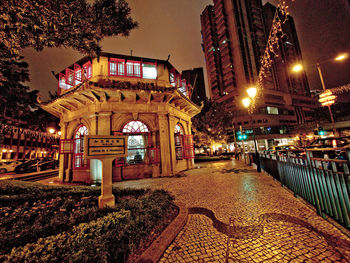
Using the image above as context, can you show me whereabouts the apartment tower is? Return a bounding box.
[201,0,316,135]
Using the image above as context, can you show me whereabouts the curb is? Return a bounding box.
[136,202,188,263]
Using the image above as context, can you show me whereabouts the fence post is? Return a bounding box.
[305,150,324,217]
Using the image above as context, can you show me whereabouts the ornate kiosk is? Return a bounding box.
[41,52,202,184]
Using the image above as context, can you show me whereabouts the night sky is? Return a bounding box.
[22,0,350,100]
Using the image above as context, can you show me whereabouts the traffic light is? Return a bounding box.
[319,130,326,136]
[238,134,247,140]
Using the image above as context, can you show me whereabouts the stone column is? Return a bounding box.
[97,112,112,135]
[168,115,177,174]
[185,120,195,169]
[59,122,67,182]
[158,114,172,176]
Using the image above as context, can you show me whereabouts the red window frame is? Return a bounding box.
[65,68,75,86]
[176,74,181,88]
[170,68,176,87]
[126,60,142,78]
[58,73,66,95]
[179,79,188,96]
[183,135,195,159]
[59,139,74,154]
[175,133,184,160]
[73,125,89,170]
[83,61,92,79]
[148,148,159,164]
[109,58,125,76]
[74,64,82,85]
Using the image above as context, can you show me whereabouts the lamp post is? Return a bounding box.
[292,52,348,137]
[242,87,261,172]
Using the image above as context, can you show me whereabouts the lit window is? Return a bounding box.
[179,79,188,97]
[175,123,184,135]
[170,68,176,87]
[59,73,68,90]
[122,121,150,165]
[65,68,74,86]
[83,61,92,79]
[142,63,157,79]
[175,123,184,160]
[74,64,82,85]
[74,125,88,169]
[126,61,141,77]
[122,121,149,133]
[267,107,279,115]
[109,58,125,76]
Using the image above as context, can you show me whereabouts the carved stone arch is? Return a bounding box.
[66,118,91,139]
[138,113,157,131]
[112,113,132,132]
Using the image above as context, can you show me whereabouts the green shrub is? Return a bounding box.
[0,181,176,262]
[1,210,131,263]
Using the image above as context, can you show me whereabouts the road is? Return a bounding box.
[114,160,350,262]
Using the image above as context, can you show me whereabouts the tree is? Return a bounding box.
[0,0,137,128]
[191,99,233,147]
[0,0,138,86]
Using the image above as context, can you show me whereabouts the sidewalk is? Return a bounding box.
[115,160,350,262]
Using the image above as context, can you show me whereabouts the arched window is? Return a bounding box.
[175,123,184,135]
[74,125,88,169]
[122,121,150,165]
[174,123,184,160]
[122,121,149,133]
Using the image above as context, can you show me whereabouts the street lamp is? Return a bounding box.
[292,52,348,137]
[242,87,261,172]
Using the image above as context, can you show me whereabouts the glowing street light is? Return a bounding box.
[48,128,55,134]
[292,64,303,72]
[292,53,348,137]
[334,53,348,61]
[246,86,257,99]
[242,93,261,173]
[242,97,252,108]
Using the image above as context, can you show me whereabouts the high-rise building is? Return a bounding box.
[201,0,266,109]
[181,67,206,106]
[201,0,316,139]
[263,2,310,96]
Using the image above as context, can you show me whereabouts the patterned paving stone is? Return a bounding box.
[114,160,350,262]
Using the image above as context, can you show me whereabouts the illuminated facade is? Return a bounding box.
[41,53,201,183]
[0,123,59,161]
[201,1,317,142]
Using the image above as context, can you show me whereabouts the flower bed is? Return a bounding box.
[0,180,177,262]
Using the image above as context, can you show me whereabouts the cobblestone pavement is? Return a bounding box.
[114,160,350,262]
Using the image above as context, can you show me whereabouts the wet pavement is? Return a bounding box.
[114,160,350,263]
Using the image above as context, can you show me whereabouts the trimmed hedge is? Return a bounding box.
[0,180,176,262]
[1,210,132,263]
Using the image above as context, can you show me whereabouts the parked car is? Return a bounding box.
[39,159,59,171]
[0,160,25,173]
[14,159,41,174]
[306,136,350,149]
[266,145,304,157]
[305,136,350,159]
[14,158,58,174]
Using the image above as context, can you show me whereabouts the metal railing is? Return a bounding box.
[259,149,350,229]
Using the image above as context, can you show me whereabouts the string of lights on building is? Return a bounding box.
[255,0,295,108]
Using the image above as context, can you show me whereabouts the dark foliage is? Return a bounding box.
[192,98,233,146]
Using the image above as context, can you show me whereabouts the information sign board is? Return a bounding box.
[84,135,128,159]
